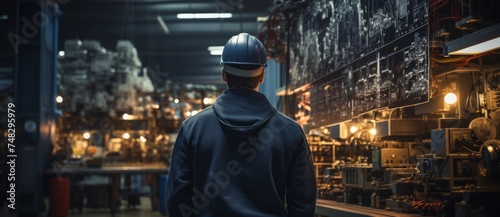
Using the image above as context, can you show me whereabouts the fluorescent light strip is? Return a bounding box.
[177,13,232,19]
[449,37,500,55]
[257,16,268,22]
[207,46,224,51]
[208,46,224,55]
[156,15,170,35]
[210,50,223,55]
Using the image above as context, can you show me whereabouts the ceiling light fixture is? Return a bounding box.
[177,13,232,19]
[449,37,500,55]
[445,23,500,55]
[208,46,224,56]
[156,15,170,35]
[208,46,224,51]
[210,50,223,55]
[257,16,268,22]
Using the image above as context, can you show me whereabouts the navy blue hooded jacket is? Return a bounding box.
[166,88,316,217]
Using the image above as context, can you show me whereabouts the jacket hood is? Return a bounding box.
[213,88,276,137]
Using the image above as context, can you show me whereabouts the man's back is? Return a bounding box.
[166,88,316,217]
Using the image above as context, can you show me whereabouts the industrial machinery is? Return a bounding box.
[47,39,224,212]
[55,39,166,165]
[54,38,224,167]
[311,115,500,216]
[266,0,500,216]
[58,39,153,115]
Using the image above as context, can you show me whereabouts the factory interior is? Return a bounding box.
[1,0,500,216]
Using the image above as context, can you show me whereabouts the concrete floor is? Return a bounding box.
[1,197,166,217]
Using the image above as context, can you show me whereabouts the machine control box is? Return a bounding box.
[431,128,472,155]
[372,148,409,170]
[375,119,427,137]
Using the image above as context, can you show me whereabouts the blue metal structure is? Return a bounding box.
[258,59,281,109]
[14,1,60,215]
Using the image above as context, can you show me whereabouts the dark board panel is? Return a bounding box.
[287,0,429,127]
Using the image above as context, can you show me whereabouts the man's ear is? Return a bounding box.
[222,70,227,82]
[260,70,265,83]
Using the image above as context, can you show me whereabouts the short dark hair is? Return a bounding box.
[224,64,263,89]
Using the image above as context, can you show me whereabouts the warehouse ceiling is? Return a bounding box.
[0,0,274,90]
[57,0,274,86]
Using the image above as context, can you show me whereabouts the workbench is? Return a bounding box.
[46,163,168,216]
[316,199,422,217]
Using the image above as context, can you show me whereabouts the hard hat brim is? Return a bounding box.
[223,64,264,77]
